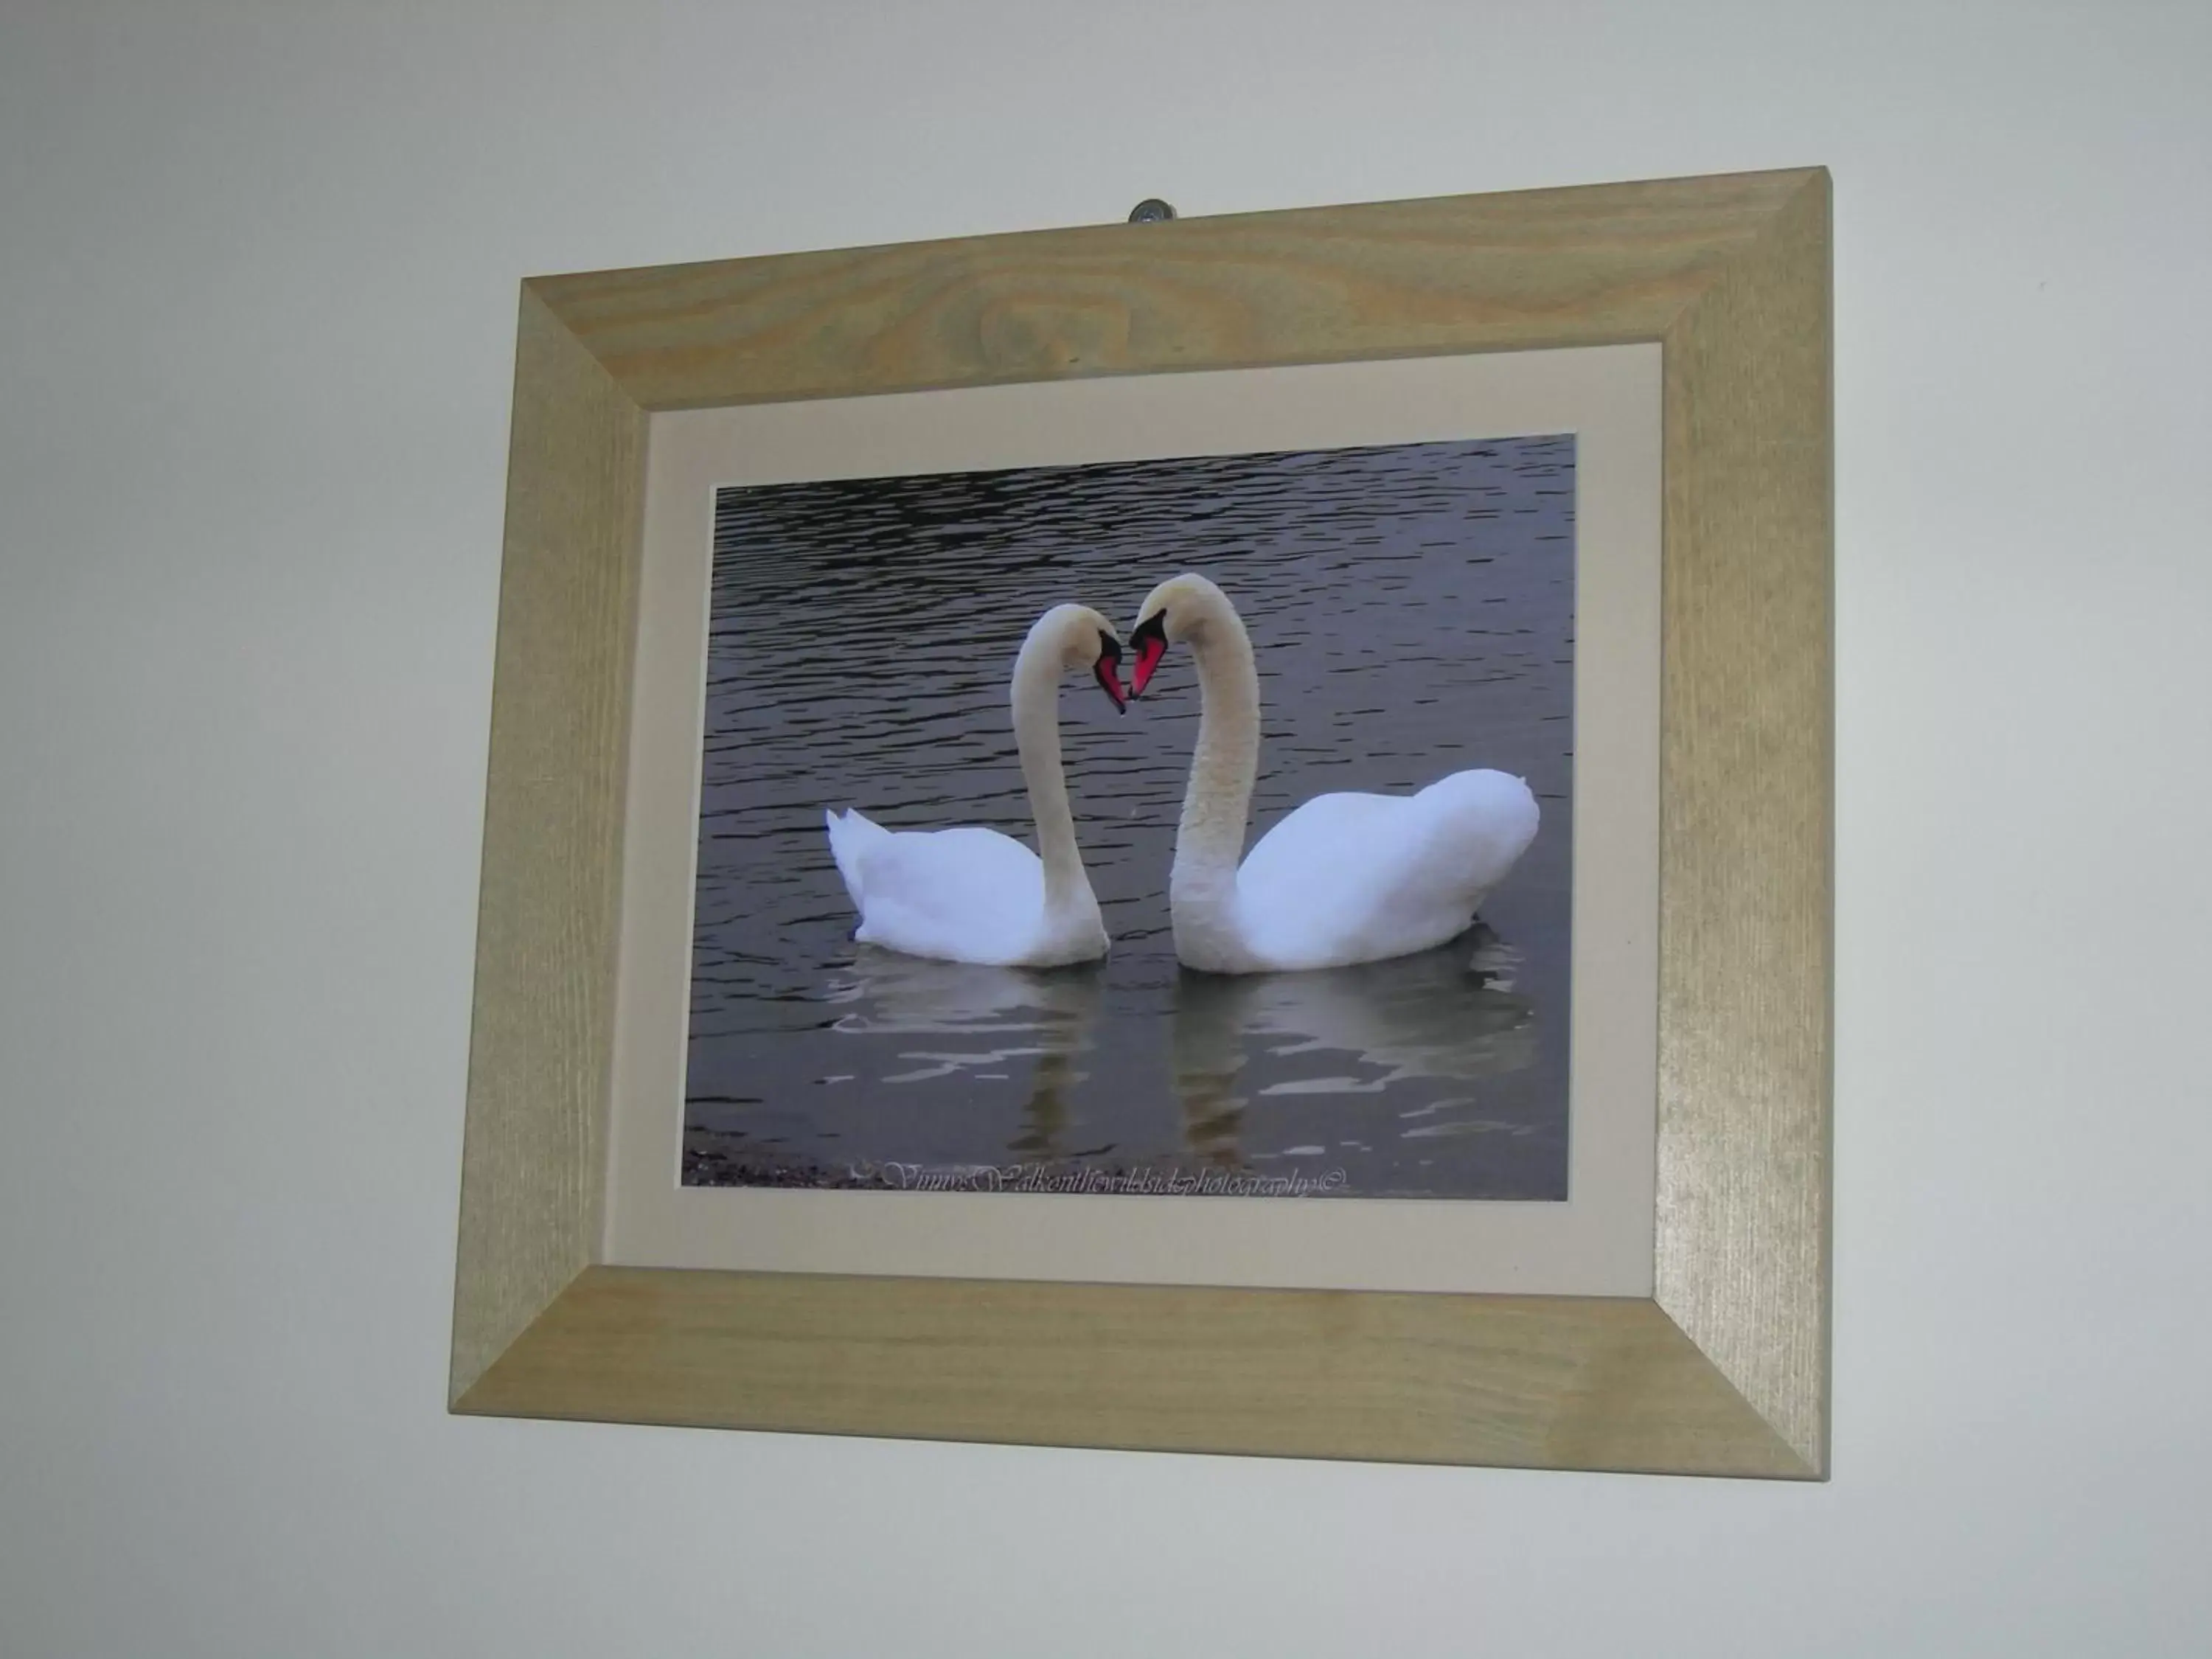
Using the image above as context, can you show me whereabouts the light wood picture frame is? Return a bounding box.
[449,167,1833,1478]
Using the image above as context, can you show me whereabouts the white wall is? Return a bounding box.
[4,3,2208,1654]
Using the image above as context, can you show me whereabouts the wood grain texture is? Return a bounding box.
[1655,173,1834,1472]
[450,289,645,1400]
[451,168,1833,1475]
[461,1267,1806,1477]
[528,170,1813,411]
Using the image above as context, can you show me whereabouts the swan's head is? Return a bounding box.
[1029,602,1129,712]
[1127,572,1231,698]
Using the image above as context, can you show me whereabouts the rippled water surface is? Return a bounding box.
[685,435,1574,1199]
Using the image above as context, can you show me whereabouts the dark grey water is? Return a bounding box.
[685,434,1574,1200]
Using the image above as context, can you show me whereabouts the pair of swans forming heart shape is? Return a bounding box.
[825,573,1538,973]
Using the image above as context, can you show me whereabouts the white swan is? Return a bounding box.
[824,602,1127,967]
[1127,573,1540,974]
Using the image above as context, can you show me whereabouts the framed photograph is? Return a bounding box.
[451,167,1832,1478]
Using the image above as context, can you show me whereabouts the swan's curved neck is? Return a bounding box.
[1174,600,1261,904]
[1010,632,1092,915]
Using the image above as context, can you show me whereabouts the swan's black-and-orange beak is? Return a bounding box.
[1128,612,1169,698]
[1093,632,1129,713]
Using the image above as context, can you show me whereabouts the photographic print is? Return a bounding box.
[683,434,1575,1200]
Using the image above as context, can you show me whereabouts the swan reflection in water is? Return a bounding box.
[822,947,1105,1161]
[826,926,1537,1177]
[1168,923,1536,1169]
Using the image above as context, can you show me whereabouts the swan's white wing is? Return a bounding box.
[824,809,886,910]
[1237,790,1399,894]
[832,818,1048,966]
[1234,770,1539,970]
[1233,792,1411,966]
